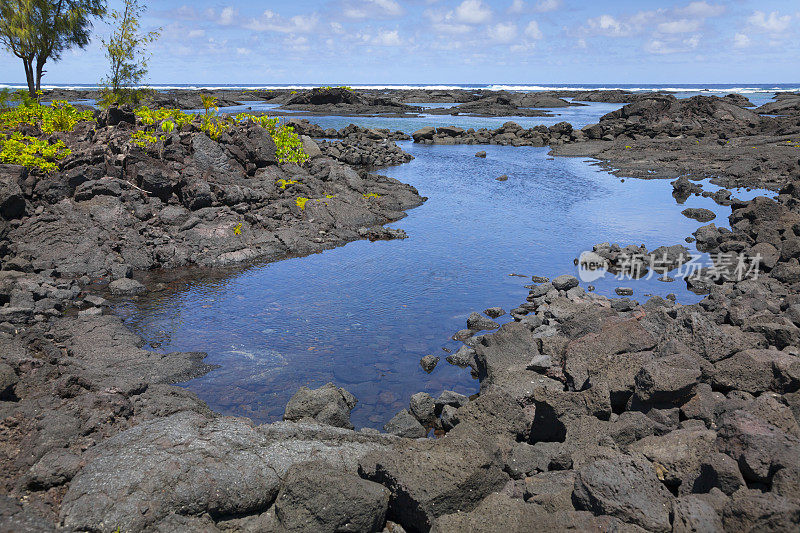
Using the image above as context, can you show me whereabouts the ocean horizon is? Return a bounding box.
[2,82,799,94]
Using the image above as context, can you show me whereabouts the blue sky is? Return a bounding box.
[1,0,798,85]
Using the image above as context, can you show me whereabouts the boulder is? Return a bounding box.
[634,354,701,404]
[721,489,800,532]
[552,275,579,291]
[274,462,389,533]
[283,382,357,429]
[384,409,426,438]
[572,455,674,532]
[300,135,323,159]
[0,362,18,399]
[712,349,800,394]
[628,428,717,489]
[420,354,440,373]
[108,278,146,296]
[360,437,507,532]
[409,392,436,425]
[672,496,724,533]
[716,409,800,484]
[682,208,716,222]
[179,179,214,210]
[0,164,27,219]
[60,412,394,532]
[466,311,500,331]
[101,106,136,126]
[412,127,436,142]
[484,307,506,319]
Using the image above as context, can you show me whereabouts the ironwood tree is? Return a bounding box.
[0,0,106,96]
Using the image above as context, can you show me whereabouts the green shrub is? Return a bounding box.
[134,106,192,129]
[130,130,160,148]
[0,93,91,134]
[130,103,308,164]
[0,132,70,172]
[41,101,93,133]
[272,123,308,164]
[98,88,152,108]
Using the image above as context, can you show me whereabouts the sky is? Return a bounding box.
[1,0,798,85]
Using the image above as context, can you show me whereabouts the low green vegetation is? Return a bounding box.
[318,86,353,92]
[0,92,92,171]
[132,97,308,164]
[276,178,299,189]
[0,132,70,172]
[0,92,92,133]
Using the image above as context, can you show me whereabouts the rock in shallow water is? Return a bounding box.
[552,274,579,291]
[108,278,146,296]
[467,311,500,331]
[283,382,358,429]
[682,207,716,222]
[419,354,440,373]
[383,409,426,438]
[484,307,506,319]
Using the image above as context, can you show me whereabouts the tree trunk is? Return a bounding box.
[23,58,35,97]
[35,57,46,94]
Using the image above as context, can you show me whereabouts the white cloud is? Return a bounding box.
[371,0,403,16]
[733,33,751,48]
[525,20,543,39]
[645,33,701,54]
[358,29,405,46]
[455,0,493,24]
[187,29,206,38]
[424,9,472,34]
[245,11,319,34]
[657,19,701,34]
[236,47,252,56]
[487,22,518,43]
[676,1,725,18]
[219,6,236,26]
[508,0,525,14]
[534,0,562,13]
[175,6,197,19]
[747,11,792,34]
[373,29,404,46]
[585,14,630,37]
[343,0,403,19]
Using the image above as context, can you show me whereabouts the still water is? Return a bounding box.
[114,108,773,429]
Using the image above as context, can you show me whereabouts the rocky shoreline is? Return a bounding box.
[1,91,800,531]
[40,86,684,117]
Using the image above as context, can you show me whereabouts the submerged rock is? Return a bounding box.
[420,354,440,373]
